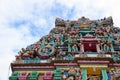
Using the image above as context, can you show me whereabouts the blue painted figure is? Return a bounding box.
[72,44,78,52]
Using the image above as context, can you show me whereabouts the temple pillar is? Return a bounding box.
[96,44,101,53]
[82,68,87,80]
[68,44,71,52]
[80,44,84,53]
[101,69,108,80]
[110,45,115,52]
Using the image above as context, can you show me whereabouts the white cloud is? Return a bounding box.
[56,0,120,26]
[0,0,120,80]
[34,18,47,28]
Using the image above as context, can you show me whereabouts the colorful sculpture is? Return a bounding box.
[10,16,120,80]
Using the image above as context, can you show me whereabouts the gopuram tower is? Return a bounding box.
[9,17,120,80]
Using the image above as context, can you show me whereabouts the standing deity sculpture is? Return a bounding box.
[71,43,78,52]
[65,20,71,27]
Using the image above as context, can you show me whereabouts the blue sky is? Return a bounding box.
[0,0,120,80]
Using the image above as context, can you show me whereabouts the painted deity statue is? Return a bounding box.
[40,48,48,56]
[65,20,71,27]
[68,67,77,74]
[71,44,78,52]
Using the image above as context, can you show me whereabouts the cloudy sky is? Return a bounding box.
[0,0,120,80]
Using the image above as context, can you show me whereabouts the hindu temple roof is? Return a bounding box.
[12,16,120,65]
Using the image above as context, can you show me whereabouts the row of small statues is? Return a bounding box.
[16,33,116,60]
[62,67,82,80]
[50,25,120,43]
[55,16,113,27]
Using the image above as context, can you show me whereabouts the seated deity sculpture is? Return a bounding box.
[71,44,78,52]
[55,37,61,46]
[60,34,65,43]
[68,67,76,74]
[55,18,64,25]
[103,43,109,52]
[106,16,113,25]
[21,48,27,54]
[65,20,71,27]
[22,48,31,55]
[40,48,48,56]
